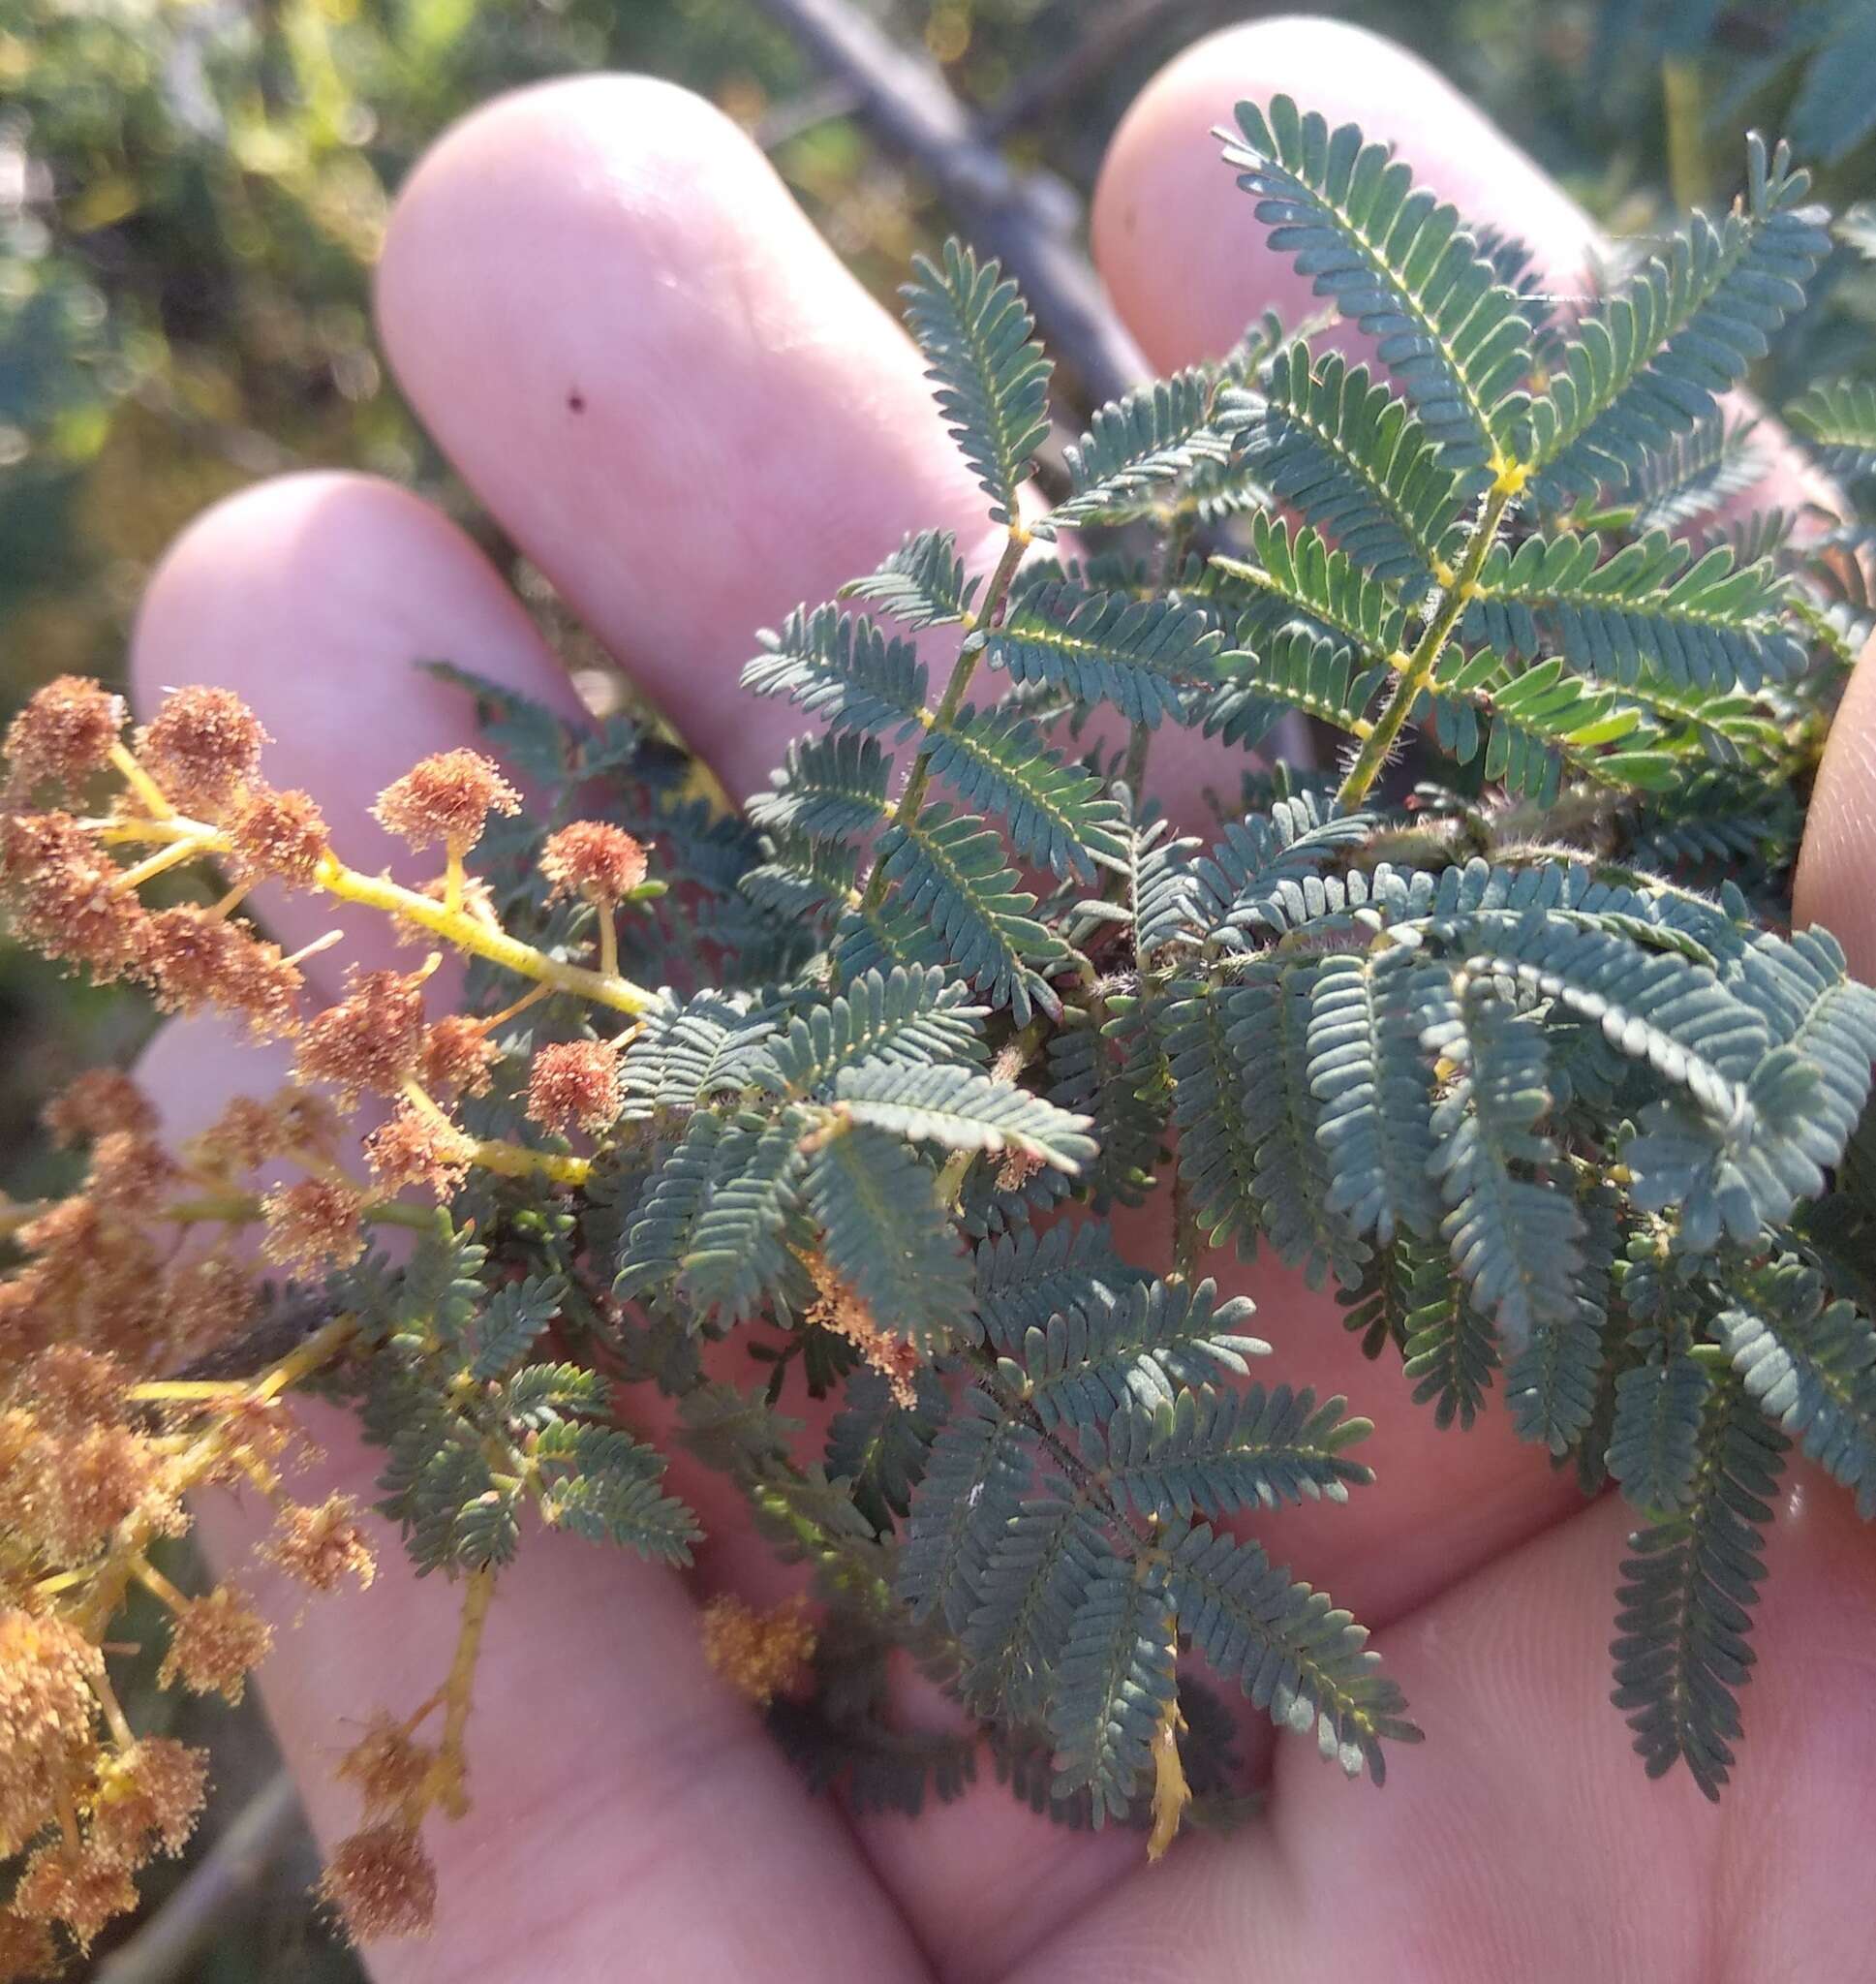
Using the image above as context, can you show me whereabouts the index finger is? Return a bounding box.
[1091,15,1839,521]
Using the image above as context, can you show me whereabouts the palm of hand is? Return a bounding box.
[131,17,1876,1981]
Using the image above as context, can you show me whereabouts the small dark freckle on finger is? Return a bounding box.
[567,390,586,414]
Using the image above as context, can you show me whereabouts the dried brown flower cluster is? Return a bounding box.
[2,676,675,1958]
[136,685,268,815]
[157,1587,275,1704]
[804,1255,920,1409]
[318,1821,439,1942]
[372,749,518,854]
[526,1038,622,1135]
[1,677,125,802]
[0,1606,212,1953]
[295,965,432,1105]
[540,821,649,905]
[700,1595,816,1708]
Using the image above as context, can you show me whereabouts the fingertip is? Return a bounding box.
[373,72,983,798]
[1092,15,1597,371]
[1795,635,1876,978]
[130,469,578,848]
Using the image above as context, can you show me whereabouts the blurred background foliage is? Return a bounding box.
[3,0,1875,1974]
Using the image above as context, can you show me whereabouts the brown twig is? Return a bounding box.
[977,0,1201,140]
[748,0,1150,407]
[93,1774,301,1984]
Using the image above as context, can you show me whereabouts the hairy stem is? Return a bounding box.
[1336,474,1519,810]
[856,522,1030,920]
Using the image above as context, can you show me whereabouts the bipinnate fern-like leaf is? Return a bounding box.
[1228,342,1464,588]
[1608,1356,1713,1513]
[805,1126,975,1353]
[63,84,1876,1868]
[1611,1374,1787,1800]
[1423,982,1584,1347]
[1222,95,1534,472]
[989,581,1223,727]
[1163,1525,1419,1782]
[841,528,980,629]
[1529,135,1830,506]
[1046,1555,1179,1824]
[923,707,1129,881]
[1715,1259,1876,1518]
[833,1058,1096,1171]
[902,240,1054,529]
[1214,512,1405,659]
[744,604,929,735]
[1053,369,1232,529]
[1461,529,1802,694]
[998,1275,1269,1433]
[897,1278,1414,1813]
[866,803,1072,1025]
[1785,380,1876,482]
[1088,1381,1375,1519]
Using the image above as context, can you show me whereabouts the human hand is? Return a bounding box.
[130,17,1876,1979]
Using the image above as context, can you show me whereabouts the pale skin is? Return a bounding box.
[124,16,1876,1981]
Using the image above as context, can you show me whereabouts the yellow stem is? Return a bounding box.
[398,1078,588,1185]
[597,910,619,983]
[470,1139,590,1188]
[316,855,657,1016]
[475,981,552,1033]
[93,815,660,1017]
[108,742,173,821]
[422,1566,496,1822]
[211,881,255,919]
[91,1664,137,1750]
[130,1558,188,1612]
[125,1379,253,1403]
[280,928,344,970]
[113,835,213,892]
[443,846,465,916]
[1336,474,1518,809]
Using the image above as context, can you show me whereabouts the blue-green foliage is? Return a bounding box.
[394,97,1876,1835]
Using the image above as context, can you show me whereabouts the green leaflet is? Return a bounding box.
[1088,1382,1374,1520]
[924,706,1130,881]
[751,967,987,1098]
[841,528,979,629]
[1005,1276,1269,1432]
[869,802,1072,1025]
[1213,511,1407,659]
[743,604,928,735]
[902,240,1054,529]
[834,1056,1095,1172]
[1053,368,1232,528]
[1529,135,1830,504]
[805,1126,975,1353]
[1608,1355,1713,1513]
[1716,1261,1876,1517]
[1422,983,1584,1347]
[1227,342,1463,588]
[1164,1524,1420,1782]
[1612,1375,1788,1800]
[1785,379,1876,482]
[989,580,1223,727]
[747,731,893,843]
[1223,95,1533,471]
[1047,1554,1178,1826]
[1461,529,1802,694]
